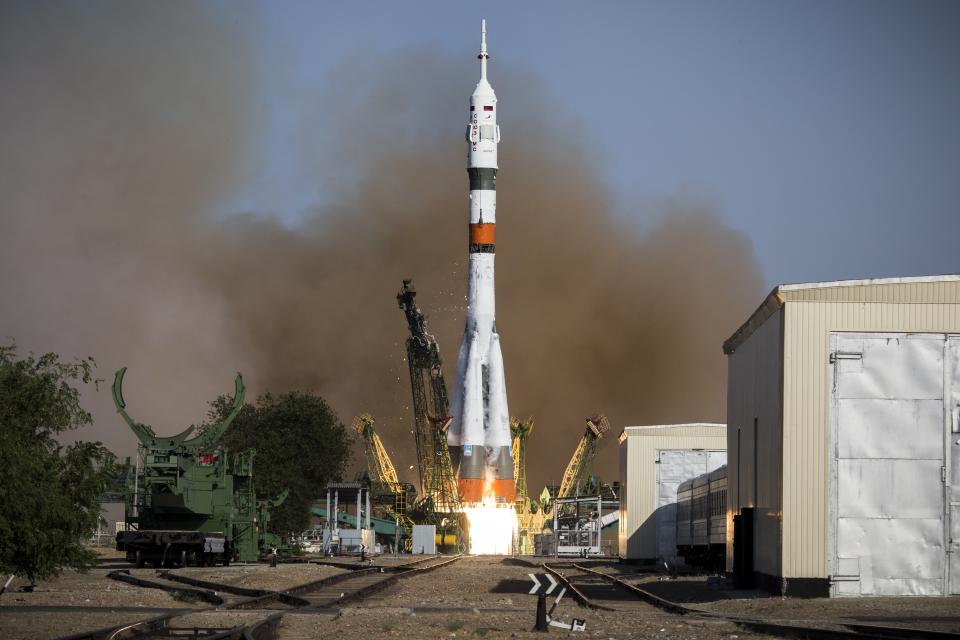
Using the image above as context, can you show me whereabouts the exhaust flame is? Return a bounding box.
[463,502,518,555]
[462,478,518,554]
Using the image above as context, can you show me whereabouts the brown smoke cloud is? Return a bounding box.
[0,5,764,494]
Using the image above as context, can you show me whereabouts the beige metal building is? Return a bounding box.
[618,424,726,561]
[724,275,960,597]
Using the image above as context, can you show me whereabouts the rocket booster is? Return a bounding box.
[448,20,516,506]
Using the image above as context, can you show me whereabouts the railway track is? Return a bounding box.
[544,562,960,640]
[57,555,461,640]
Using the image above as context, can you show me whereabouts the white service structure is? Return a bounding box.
[724,275,960,596]
[618,424,727,562]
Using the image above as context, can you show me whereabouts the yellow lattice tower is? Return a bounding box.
[352,413,402,494]
[510,416,534,507]
[558,414,610,499]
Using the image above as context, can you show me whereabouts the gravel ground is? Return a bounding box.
[170,562,348,591]
[692,590,960,632]
[276,557,779,639]
[0,562,193,640]
[4,553,958,639]
[0,610,181,640]
[0,565,195,609]
[637,575,960,633]
[278,608,761,640]
[0,551,345,640]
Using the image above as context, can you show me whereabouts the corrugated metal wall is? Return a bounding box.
[782,298,960,578]
[784,279,958,304]
[725,307,783,576]
[618,425,727,559]
[619,438,630,556]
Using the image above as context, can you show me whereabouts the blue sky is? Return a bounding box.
[223,0,959,287]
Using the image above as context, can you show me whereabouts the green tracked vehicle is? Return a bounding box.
[114,367,286,567]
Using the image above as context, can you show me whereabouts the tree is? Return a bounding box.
[0,344,116,584]
[205,391,351,536]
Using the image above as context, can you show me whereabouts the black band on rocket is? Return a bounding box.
[469,243,496,254]
[468,168,497,191]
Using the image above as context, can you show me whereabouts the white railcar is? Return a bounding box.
[676,465,727,569]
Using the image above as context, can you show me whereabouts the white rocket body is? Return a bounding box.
[448,20,516,505]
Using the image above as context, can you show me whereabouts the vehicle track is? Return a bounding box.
[55,555,461,640]
[546,562,960,640]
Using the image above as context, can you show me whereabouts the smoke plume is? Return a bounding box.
[0,5,765,493]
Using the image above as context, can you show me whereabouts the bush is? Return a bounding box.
[0,344,116,583]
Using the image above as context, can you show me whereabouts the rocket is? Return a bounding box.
[448,20,516,506]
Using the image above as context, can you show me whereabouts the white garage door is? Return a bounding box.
[655,449,726,562]
[830,332,957,596]
[948,336,960,595]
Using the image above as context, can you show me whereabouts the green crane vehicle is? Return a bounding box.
[114,367,284,567]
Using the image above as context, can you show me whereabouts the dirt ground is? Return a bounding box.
[0,555,191,640]
[633,574,960,633]
[278,556,776,640]
[172,561,348,591]
[2,552,959,639]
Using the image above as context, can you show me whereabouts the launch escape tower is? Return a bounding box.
[396,280,461,513]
